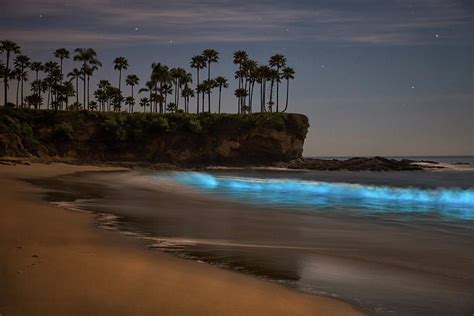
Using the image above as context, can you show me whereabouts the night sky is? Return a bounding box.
[1,0,473,156]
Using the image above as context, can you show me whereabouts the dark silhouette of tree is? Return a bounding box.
[1,40,21,106]
[67,68,83,105]
[215,76,228,114]
[269,54,286,112]
[139,97,149,112]
[30,62,43,108]
[54,48,70,108]
[281,66,295,113]
[151,63,169,113]
[113,56,128,93]
[267,68,279,112]
[125,74,139,112]
[181,84,194,113]
[201,49,219,112]
[82,64,100,110]
[139,81,154,113]
[13,54,30,108]
[190,55,206,114]
[234,88,248,113]
[74,48,101,109]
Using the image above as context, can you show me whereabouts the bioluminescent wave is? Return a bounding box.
[156,172,474,221]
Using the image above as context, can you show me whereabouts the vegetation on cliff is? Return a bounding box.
[0,108,309,165]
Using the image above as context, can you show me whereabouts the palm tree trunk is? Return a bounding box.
[196,69,200,114]
[276,66,280,112]
[207,62,211,113]
[131,86,134,113]
[283,79,290,113]
[4,52,10,106]
[60,58,63,109]
[75,78,79,104]
[16,79,19,107]
[218,86,222,114]
[87,76,90,110]
[83,63,86,109]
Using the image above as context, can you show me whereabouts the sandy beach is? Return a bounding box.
[0,162,363,315]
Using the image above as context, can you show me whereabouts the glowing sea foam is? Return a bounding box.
[157,172,474,221]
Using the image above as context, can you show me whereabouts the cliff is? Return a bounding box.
[0,108,309,166]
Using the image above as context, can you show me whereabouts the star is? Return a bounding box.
[169,40,174,44]
[134,27,139,31]
[286,28,289,32]
[39,14,43,18]
[321,64,325,68]
[435,34,439,38]
[411,85,415,89]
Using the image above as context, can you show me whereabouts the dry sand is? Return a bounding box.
[0,162,364,315]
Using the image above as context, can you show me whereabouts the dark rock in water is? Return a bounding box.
[0,108,308,166]
[278,156,423,171]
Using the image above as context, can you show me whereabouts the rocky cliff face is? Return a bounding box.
[0,108,309,166]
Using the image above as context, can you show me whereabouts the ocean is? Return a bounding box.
[32,158,474,315]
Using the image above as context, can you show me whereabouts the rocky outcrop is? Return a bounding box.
[278,157,423,171]
[0,108,309,166]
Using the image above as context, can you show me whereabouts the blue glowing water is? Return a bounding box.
[159,172,474,221]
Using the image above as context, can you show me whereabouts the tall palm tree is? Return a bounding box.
[190,55,206,114]
[113,56,128,93]
[268,54,287,112]
[30,62,43,108]
[14,55,30,107]
[67,68,83,104]
[139,81,154,113]
[82,64,99,110]
[234,88,248,114]
[151,63,169,113]
[74,48,101,109]
[196,83,206,113]
[125,74,139,112]
[201,49,219,112]
[1,40,21,106]
[256,65,270,112]
[267,68,279,113]
[215,76,228,114]
[281,66,295,113]
[181,84,194,113]
[54,48,70,108]
[233,50,248,108]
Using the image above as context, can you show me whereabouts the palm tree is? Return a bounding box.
[125,74,139,112]
[215,76,228,114]
[267,68,279,112]
[125,96,134,113]
[54,48,70,108]
[43,62,60,109]
[82,64,99,110]
[181,84,194,113]
[281,66,295,113]
[151,63,169,113]
[190,55,206,114]
[30,62,43,108]
[268,54,287,112]
[256,65,270,112]
[233,50,248,109]
[67,68,83,105]
[139,97,149,112]
[234,88,248,113]
[13,55,30,107]
[1,40,21,106]
[74,48,101,109]
[113,56,128,93]
[201,49,219,112]
[139,81,154,113]
[196,83,206,112]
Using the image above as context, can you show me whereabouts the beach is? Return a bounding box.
[0,162,364,315]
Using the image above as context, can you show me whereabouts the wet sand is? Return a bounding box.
[0,163,363,315]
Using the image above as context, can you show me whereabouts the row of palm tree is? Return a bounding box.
[1,40,295,114]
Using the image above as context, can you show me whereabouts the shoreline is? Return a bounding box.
[0,162,364,315]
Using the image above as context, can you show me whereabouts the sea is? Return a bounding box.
[32,156,474,315]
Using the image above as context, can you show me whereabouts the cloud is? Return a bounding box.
[1,0,472,46]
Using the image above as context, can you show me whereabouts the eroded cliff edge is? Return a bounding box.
[0,108,309,166]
